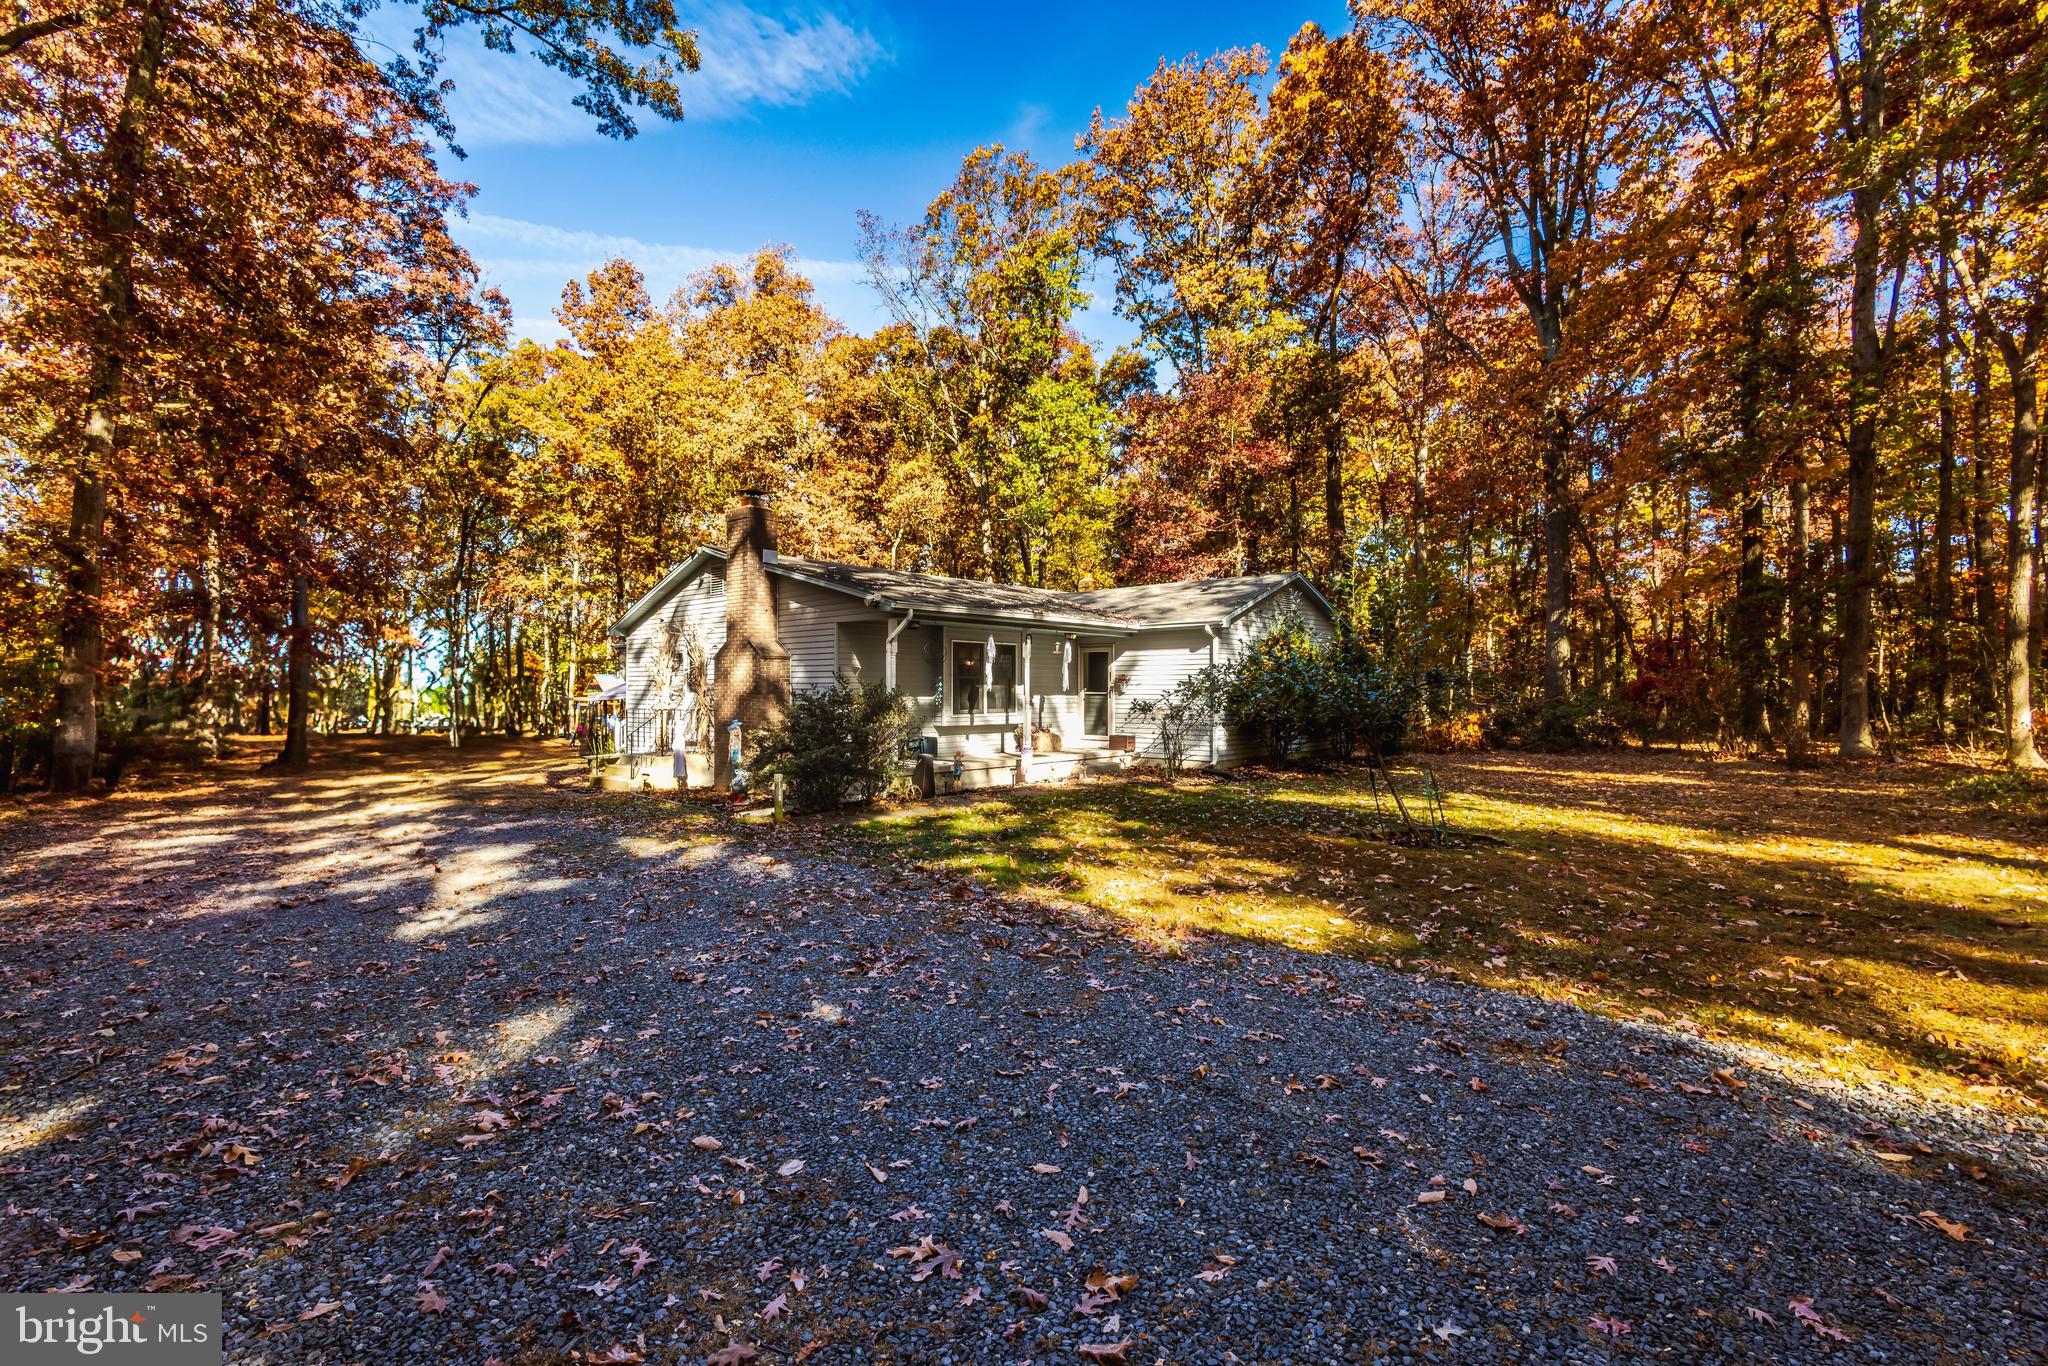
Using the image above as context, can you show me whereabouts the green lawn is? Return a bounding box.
[848,750,2048,1112]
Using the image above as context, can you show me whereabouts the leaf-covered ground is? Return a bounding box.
[2,738,2044,1362]
[855,750,2048,1113]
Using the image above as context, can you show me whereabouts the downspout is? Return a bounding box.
[1206,623,1224,768]
[884,606,915,692]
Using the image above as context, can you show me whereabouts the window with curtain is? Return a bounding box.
[950,641,1017,716]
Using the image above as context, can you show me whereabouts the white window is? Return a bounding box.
[949,639,1017,718]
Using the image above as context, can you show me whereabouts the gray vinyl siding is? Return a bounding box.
[1229,582,1336,652]
[1112,628,1222,765]
[775,576,879,694]
[621,565,727,743]
[835,620,888,686]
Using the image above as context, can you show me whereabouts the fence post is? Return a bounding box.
[774,772,786,824]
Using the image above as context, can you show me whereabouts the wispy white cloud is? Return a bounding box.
[689,6,885,116]
[453,213,873,342]
[435,3,887,148]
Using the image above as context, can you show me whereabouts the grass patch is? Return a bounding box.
[851,751,2048,1112]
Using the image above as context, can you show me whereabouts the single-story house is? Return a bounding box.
[603,492,1336,791]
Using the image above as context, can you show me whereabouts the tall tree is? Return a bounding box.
[1362,0,1677,704]
[1261,22,1405,579]
[1813,0,1917,757]
[1078,49,1277,376]
[6,0,696,790]
[862,147,1114,588]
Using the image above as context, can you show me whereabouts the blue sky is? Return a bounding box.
[431,0,1350,350]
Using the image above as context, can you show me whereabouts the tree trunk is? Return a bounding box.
[1732,202,1772,745]
[1735,492,1768,743]
[1837,176,1882,758]
[1933,204,1957,739]
[1971,315,2000,725]
[278,573,312,766]
[1786,458,1814,767]
[1541,401,1573,704]
[375,643,399,735]
[448,508,472,748]
[51,0,170,791]
[1834,0,1886,759]
[196,520,223,759]
[2002,322,2043,767]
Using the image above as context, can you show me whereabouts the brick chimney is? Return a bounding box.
[713,490,790,791]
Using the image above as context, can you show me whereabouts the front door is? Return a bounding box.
[1081,648,1110,738]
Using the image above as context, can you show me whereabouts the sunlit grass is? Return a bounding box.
[854,753,2048,1112]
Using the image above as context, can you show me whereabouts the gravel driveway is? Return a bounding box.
[3,740,2044,1362]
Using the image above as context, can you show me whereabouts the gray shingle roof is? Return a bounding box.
[1065,574,1307,626]
[613,547,1331,638]
[770,556,1137,626]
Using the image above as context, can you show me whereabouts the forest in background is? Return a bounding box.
[2,0,2045,790]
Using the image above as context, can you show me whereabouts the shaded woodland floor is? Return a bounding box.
[857,747,2048,1114]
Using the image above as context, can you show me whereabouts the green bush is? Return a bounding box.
[1221,620,1328,759]
[1320,640,1417,759]
[1220,620,1415,762]
[751,678,912,813]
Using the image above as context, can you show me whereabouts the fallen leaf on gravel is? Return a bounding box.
[1477,1212,1527,1234]
[1084,1270,1138,1299]
[1415,1190,1445,1204]
[706,1344,756,1366]
[1432,1322,1464,1341]
[1587,1255,1617,1276]
[1009,1285,1049,1310]
[110,1250,141,1264]
[761,1293,788,1322]
[1872,1151,1913,1163]
[1031,1162,1062,1174]
[1710,1068,1745,1089]
[1589,1315,1631,1337]
[1040,1228,1075,1252]
[1746,1307,1777,1325]
[414,1284,448,1313]
[887,1236,963,1282]
[776,1159,805,1177]
[1077,1341,1131,1363]
[865,1163,887,1183]
[1789,1298,1849,1341]
[692,1136,723,1151]
[300,1302,342,1321]
[1918,1211,1968,1241]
